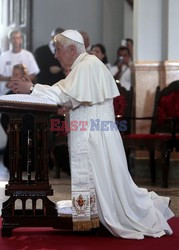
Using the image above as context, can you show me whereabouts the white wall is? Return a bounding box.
[134,0,163,61]
[32,0,131,63]
[32,0,103,52]
[133,0,179,62]
[102,0,125,63]
[124,0,133,39]
[168,0,179,60]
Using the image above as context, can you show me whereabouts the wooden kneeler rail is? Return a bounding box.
[0,99,73,237]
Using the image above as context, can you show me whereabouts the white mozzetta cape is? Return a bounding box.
[32,52,174,239]
[32,53,119,108]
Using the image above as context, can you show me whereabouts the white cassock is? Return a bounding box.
[31,52,174,239]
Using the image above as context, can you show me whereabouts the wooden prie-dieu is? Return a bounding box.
[0,99,72,236]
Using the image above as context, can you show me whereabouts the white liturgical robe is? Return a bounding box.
[31,52,174,239]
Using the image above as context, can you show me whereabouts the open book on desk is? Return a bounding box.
[0,94,58,113]
[0,94,57,106]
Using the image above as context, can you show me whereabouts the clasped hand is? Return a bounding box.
[8,75,33,94]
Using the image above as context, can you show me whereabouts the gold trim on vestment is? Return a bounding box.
[73,217,100,231]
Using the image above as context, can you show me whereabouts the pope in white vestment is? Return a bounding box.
[10,30,174,239]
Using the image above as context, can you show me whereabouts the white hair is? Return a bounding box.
[54,34,86,54]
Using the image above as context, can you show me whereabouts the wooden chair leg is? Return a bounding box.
[161,149,171,188]
[149,150,155,184]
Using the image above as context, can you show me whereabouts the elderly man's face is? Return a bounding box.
[55,43,75,69]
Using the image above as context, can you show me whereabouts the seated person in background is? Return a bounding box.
[0,29,39,96]
[10,63,28,80]
[91,43,108,64]
[121,38,133,61]
[6,63,28,93]
[114,46,132,91]
[35,27,66,85]
[91,43,118,76]
[80,31,92,53]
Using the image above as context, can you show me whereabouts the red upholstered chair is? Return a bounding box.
[114,85,134,175]
[113,85,134,135]
[122,81,179,188]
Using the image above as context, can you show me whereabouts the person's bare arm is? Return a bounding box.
[0,74,11,82]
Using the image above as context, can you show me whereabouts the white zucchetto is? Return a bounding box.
[61,29,84,45]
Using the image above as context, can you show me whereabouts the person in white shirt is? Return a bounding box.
[0,29,39,95]
[114,46,132,91]
[8,29,174,239]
